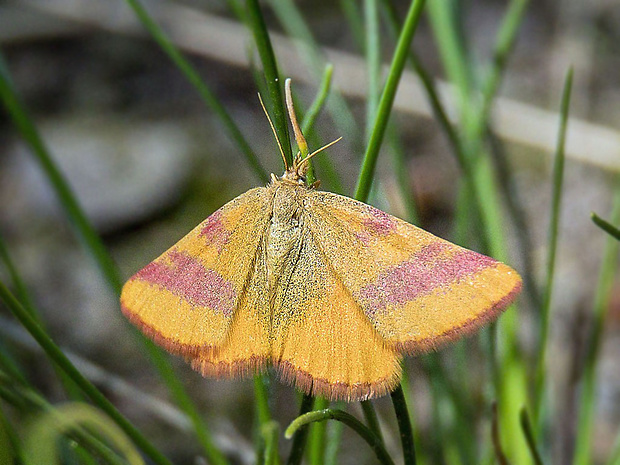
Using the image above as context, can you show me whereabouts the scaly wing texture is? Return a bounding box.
[190,232,272,378]
[304,191,522,355]
[121,187,273,361]
[269,225,402,401]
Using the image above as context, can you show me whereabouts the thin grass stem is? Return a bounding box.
[473,0,530,140]
[0,282,172,465]
[0,46,230,465]
[426,1,475,125]
[491,403,511,465]
[0,234,86,401]
[0,376,129,465]
[247,0,293,167]
[301,64,336,187]
[0,342,27,386]
[519,408,544,465]
[307,397,329,465]
[253,375,272,465]
[365,0,381,141]
[0,55,123,295]
[301,64,334,136]
[324,402,346,465]
[123,0,268,182]
[286,408,395,465]
[355,0,427,202]
[0,399,21,462]
[262,421,281,465]
[592,213,620,241]
[573,180,620,465]
[533,67,573,430]
[391,385,417,465]
[388,123,420,225]
[361,400,385,444]
[339,0,365,50]
[285,394,315,465]
[267,0,359,142]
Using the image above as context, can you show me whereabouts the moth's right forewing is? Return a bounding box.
[120,187,273,358]
[304,191,521,354]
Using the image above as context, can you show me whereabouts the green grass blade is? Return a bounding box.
[426,1,475,124]
[592,213,620,241]
[247,0,292,167]
[0,235,37,320]
[573,181,620,465]
[123,0,268,182]
[0,282,172,465]
[0,54,123,295]
[486,130,541,309]
[254,375,273,428]
[0,376,127,465]
[0,51,229,465]
[307,397,329,465]
[252,375,271,465]
[147,351,230,465]
[491,403,511,465]
[519,408,544,465]
[301,64,336,187]
[262,421,281,465]
[285,394,315,465]
[355,0,427,202]
[324,405,345,465]
[361,400,385,444]
[0,341,27,386]
[0,401,20,463]
[339,0,366,55]
[381,0,467,171]
[391,385,417,465]
[285,408,395,465]
[301,65,334,136]
[244,2,289,448]
[0,234,86,401]
[365,0,381,140]
[533,67,573,430]
[474,0,530,139]
[267,0,359,142]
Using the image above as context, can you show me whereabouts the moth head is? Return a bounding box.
[260,78,341,187]
[280,154,308,185]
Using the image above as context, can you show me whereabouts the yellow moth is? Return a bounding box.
[121,79,521,401]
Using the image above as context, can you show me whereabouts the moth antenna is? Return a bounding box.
[258,92,288,170]
[297,137,343,170]
[285,78,308,163]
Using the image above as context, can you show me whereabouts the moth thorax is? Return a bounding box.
[271,185,304,227]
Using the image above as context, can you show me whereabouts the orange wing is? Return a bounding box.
[267,224,402,401]
[304,191,522,355]
[120,187,273,360]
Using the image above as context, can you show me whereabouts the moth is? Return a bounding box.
[121,79,521,401]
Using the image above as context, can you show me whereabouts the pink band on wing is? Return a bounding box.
[199,210,232,251]
[363,206,397,236]
[359,243,496,315]
[135,250,236,316]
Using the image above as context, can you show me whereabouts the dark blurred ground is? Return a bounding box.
[1,1,620,464]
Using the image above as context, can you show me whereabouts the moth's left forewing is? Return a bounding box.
[120,187,273,358]
[304,191,522,354]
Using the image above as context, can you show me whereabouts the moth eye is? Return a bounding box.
[298,176,306,184]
